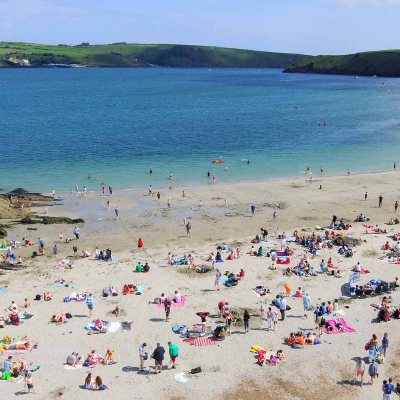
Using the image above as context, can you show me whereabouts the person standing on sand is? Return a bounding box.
[379,195,383,208]
[394,161,397,170]
[164,298,171,321]
[365,192,368,201]
[73,226,80,240]
[383,378,395,399]
[395,202,398,213]
[109,186,112,195]
[151,343,165,374]
[381,332,389,357]
[86,293,94,317]
[168,342,179,369]
[243,310,250,333]
[186,222,191,238]
[213,173,216,184]
[272,210,277,221]
[251,204,256,215]
[167,199,170,208]
[102,185,105,195]
[368,359,379,385]
[355,357,365,387]
[24,372,37,394]
[279,296,287,321]
[215,268,222,291]
[38,237,45,255]
[139,343,147,371]
[115,207,119,221]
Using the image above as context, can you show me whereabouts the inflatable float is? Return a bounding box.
[212,159,224,164]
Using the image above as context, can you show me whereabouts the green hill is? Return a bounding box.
[0,42,306,68]
[284,50,400,77]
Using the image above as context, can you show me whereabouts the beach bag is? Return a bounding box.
[364,342,370,351]
[143,352,148,361]
[66,313,73,319]
[34,294,42,301]
[63,297,71,303]
[190,367,202,374]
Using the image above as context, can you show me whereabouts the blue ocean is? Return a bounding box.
[1,68,399,193]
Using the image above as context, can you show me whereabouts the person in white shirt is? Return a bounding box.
[279,297,287,321]
[173,291,182,303]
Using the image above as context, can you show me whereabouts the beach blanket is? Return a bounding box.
[157,296,186,309]
[260,240,277,246]
[0,288,5,295]
[136,285,144,295]
[107,322,121,333]
[323,318,356,334]
[64,293,86,302]
[185,337,219,346]
[276,256,290,265]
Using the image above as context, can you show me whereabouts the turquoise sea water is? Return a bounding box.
[1,68,400,193]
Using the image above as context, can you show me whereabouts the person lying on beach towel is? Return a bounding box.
[253,286,270,296]
[102,287,118,297]
[122,284,138,295]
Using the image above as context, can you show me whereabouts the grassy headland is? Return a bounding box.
[284,50,400,77]
[0,42,306,68]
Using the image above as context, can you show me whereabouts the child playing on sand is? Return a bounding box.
[24,373,37,394]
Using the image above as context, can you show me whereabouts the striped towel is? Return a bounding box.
[185,337,219,346]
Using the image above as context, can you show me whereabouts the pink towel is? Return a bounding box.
[156,296,186,309]
[337,318,356,333]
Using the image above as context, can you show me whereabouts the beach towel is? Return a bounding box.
[107,322,121,333]
[136,285,144,295]
[250,345,267,353]
[276,256,290,265]
[157,296,186,309]
[323,320,340,334]
[260,240,276,246]
[337,318,356,333]
[0,288,5,295]
[185,337,219,346]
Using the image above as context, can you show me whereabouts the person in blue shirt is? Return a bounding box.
[382,378,394,400]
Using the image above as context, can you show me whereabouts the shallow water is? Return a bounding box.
[1,68,400,192]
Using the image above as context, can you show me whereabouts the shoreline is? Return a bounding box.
[4,167,397,197]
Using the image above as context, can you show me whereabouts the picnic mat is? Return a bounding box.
[184,337,219,346]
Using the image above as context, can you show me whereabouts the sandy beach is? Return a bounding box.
[1,170,400,400]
